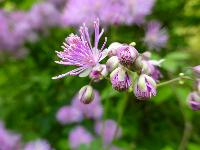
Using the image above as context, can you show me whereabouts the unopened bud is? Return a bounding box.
[110,67,132,91]
[134,74,157,100]
[107,42,122,56]
[89,65,108,82]
[78,85,94,104]
[142,51,151,59]
[106,56,119,72]
[187,92,200,110]
[117,45,139,67]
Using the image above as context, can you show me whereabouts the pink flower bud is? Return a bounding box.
[117,45,139,67]
[106,56,119,72]
[107,42,122,56]
[89,64,108,82]
[188,92,200,110]
[110,67,131,91]
[78,85,94,104]
[134,74,157,99]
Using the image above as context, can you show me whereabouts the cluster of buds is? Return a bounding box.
[187,66,200,110]
[105,42,160,100]
[53,19,163,104]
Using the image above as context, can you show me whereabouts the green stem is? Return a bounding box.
[157,76,192,88]
[114,94,129,140]
[157,77,181,87]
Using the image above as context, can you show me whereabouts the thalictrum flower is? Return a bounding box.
[52,19,107,79]
[144,21,168,50]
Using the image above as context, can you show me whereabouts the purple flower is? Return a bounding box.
[192,65,200,77]
[95,119,122,145]
[28,2,61,30]
[117,45,139,67]
[110,67,132,91]
[134,74,157,99]
[69,126,93,149]
[72,90,103,120]
[142,59,164,81]
[123,0,155,24]
[0,121,21,150]
[52,18,107,79]
[144,21,168,50]
[188,92,200,110]
[61,0,155,26]
[0,10,30,57]
[56,106,83,124]
[24,139,52,150]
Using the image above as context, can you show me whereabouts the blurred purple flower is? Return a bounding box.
[0,121,21,150]
[72,90,103,120]
[0,10,35,58]
[95,119,122,145]
[24,139,52,150]
[123,0,155,24]
[56,106,83,124]
[69,126,93,149]
[61,0,104,26]
[188,92,200,110]
[144,21,168,50]
[53,19,107,79]
[61,0,155,26]
[28,2,61,30]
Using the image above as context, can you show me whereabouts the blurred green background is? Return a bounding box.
[0,0,200,149]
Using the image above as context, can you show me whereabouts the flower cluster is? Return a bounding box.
[187,66,200,110]
[0,1,168,58]
[0,2,61,58]
[53,19,164,100]
[56,90,121,149]
[61,0,155,26]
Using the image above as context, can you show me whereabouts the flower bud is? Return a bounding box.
[107,42,122,56]
[110,67,131,91]
[117,45,139,67]
[106,56,119,72]
[142,51,152,59]
[89,65,108,82]
[134,74,157,100]
[192,65,200,77]
[78,85,94,104]
[187,92,200,110]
